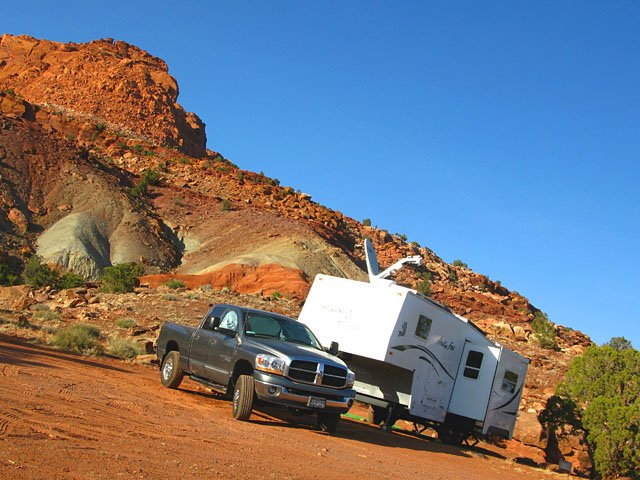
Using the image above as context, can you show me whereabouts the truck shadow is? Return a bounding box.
[177,382,507,462]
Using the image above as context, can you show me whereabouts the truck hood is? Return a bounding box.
[244,337,347,367]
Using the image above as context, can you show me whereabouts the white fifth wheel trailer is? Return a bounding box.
[298,240,529,444]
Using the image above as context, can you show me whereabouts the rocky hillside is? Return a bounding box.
[0,34,592,473]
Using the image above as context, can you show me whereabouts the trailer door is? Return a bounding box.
[482,349,529,438]
[447,343,500,421]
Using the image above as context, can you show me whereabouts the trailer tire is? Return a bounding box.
[367,405,386,425]
[160,351,184,389]
[232,375,254,421]
[438,424,464,446]
[317,412,340,433]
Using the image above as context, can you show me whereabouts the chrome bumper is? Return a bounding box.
[254,379,354,411]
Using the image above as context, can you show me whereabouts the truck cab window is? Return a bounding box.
[463,350,483,379]
[219,310,239,332]
[415,315,432,341]
[203,306,226,330]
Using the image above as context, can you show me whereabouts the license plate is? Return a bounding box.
[307,397,326,409]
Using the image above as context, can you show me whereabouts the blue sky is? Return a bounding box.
[4,1,639,348]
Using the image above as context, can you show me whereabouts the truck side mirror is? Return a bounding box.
[328,341,339,356]
[211,316,221,330]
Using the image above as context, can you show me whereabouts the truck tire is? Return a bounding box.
[160,351,184,389]
[367,405,386,425]
[232,375,254,421]
[317,412,340,434]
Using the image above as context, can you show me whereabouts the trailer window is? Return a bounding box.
[463,350,483,379]
[501,370,519,394]
[414,315,432,341]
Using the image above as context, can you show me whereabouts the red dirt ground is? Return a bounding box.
[0,335,562,480]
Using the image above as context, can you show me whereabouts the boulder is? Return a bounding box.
[0,285,32,310]
[512,410,544,448]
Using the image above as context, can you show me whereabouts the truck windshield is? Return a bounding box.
[244,313,322,350]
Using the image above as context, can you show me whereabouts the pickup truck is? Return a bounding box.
[156,303,356,433]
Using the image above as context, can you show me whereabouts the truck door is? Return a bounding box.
[203,308,241,386]
[447,342,500,421]
[188,306,226,377]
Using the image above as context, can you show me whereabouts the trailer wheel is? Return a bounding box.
[232,375,254,421]
[317,412,340,433]
[160,351,184,389]
[438,424,464,446]
[367,405,386,425]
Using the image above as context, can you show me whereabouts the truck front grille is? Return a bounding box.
[287,360,348,388]
[288,360,317,383]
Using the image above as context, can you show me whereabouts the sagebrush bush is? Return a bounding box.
[52,324,103,355]
[34,308,61,322]
[116,318,137,329]
[452,259,468,268]
[100,263,144,293]
[165,279,186,289]
[108,336,143,359]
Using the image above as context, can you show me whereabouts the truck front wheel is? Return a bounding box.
[232,375,254,421]
[160,351,184,389]
[317,412,340,433]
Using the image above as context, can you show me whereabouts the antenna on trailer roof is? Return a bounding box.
[364,238,422,285]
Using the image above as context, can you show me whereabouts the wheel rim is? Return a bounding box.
[162,357,174,380]
[233,386,240,413]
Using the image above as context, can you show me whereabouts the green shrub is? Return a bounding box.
[108,336,143,359]
[34,308,61,322]
[362,218,372,227]
[116,318,137,329]
[237,172,245,183]
[165,279,186,290]
[52,324,103,355]
[452,259,468,268]
[130,168,161,198]
[271,291,282,299]
[448,269,458,285]
[556,341,640,479]
[397,233,408,242]
[163,294,179,301]
[531,311,557,350]
[416,272,432,296]
[100,263,144,293]
[0,262,19,286]
[95,122,107,133]
[220,199,230,211]
[22,256,58,288]
[57,272,85,290]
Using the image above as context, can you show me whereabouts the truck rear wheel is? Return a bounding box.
[232,375,255,421]
[317,412,340,433]
[160,351,184,389]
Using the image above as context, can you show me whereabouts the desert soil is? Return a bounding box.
[0,335,558,480]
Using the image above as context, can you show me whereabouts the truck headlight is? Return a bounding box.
[346,369,355,388]
[255,354,286,375]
